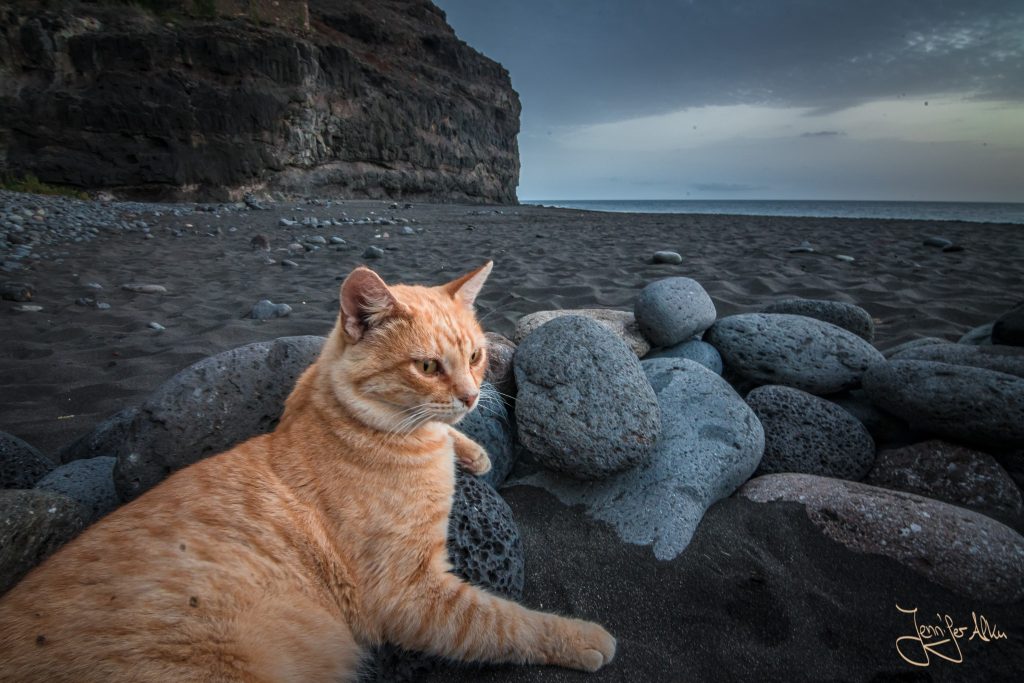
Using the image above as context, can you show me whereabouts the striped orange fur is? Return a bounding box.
[0,262,616,682]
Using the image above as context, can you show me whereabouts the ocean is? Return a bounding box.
[521,199,1024,225]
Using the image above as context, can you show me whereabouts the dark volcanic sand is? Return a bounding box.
[1,199,1022,460]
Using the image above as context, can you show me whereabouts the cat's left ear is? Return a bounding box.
[443,261,493,308]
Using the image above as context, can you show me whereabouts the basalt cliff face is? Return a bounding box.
[0,1,520,203]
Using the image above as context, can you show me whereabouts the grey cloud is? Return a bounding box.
[800,131,845,138]
[436,0,1024,128]
[692,182,765,193]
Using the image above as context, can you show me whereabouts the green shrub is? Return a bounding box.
[1,173,90,200]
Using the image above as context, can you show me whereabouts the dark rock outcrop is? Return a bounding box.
[0,0,520,203]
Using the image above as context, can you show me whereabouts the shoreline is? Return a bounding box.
[2,193,1023,456]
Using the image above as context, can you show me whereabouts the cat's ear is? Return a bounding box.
[339,266,405,342]
[443,261,493,308]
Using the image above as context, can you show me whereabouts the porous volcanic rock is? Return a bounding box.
[0,489,87,595]
[513,309,650,358]
[762,298,875,342]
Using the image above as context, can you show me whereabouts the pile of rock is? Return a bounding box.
[2,276,1023,678]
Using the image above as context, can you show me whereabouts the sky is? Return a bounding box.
[433,0,1024,202]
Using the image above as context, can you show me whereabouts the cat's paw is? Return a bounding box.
[456,441,492,476]
[558,619,616,672]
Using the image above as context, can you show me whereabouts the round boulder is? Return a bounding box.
[114,336,326,501]
[747,385,876,481]
[514,316,661,480]
[369,470,524,681]
[762,299,875,342]
[1,489,87,595]
[513,308,650,357]
[634,277,716,348]
[864,440,1023,525]
[890,343,1024,379]
[644,339,723,375]
[882,337,950,359]
[34,456,119,525]
[863,360,1024,449]
[56,407,137,464]
[705,313,884,395]
[1,431,54,489]
[958,323,993,345]
[455,383,516,489]
[739,473,1024,603]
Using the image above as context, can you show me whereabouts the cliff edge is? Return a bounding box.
[0,0,521,203]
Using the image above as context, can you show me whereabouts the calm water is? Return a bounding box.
[521,199,1024,224]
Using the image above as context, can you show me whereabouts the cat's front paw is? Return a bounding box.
[456,441,492,476]
[557,618,617,672]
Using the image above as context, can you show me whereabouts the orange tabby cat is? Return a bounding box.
[0,262,616,681]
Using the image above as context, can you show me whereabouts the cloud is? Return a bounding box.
[436,0,1024,128]
[691,182,765,193]
[800,131,845,138]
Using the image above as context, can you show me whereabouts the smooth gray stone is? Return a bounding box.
[958,322,993,345]
[762,298,874,342]
[706,313,884,395]
[1,431,54,489]
[652,250,682,264]
[34,456,118,524]
[248,299,293,320]
[890,343,1024,379]
[514,316,661,480]
[644,339,723,375]
[513,358,764,560]
[634,277,717,347]
[0,489,87,595]
[882,336,950,358]
[740,474,1024,603]
[863,360,1024,449]
[114,336,326,501]
[747,385,875,481]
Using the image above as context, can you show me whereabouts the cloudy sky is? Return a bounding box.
[434,0,1024,202]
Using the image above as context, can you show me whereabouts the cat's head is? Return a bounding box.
[324,262,493,432]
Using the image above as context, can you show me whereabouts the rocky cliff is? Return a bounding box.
[0,0,520,203]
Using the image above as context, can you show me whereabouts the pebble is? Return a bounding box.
[148,322,166,331]
[12,304,42,312]
[788,240,815,253]
[305,235,327,245]
[248,299,292,320]
[330,236,346,244]
[398,226,416,235]
[923,236,953,248]
[279,218,297,227]
[652,250,682,264]
[121,283,167,294]
[280,259,298,268]
[363,246,385,259]
[833,254,855,262]
[958,322,993,345]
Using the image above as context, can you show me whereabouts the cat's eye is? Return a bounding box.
[419,359,440,375]
[470,348,482,364]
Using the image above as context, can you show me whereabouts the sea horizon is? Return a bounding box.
[521,199,1024,225]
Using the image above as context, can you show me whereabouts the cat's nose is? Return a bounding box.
[458,391,478,408]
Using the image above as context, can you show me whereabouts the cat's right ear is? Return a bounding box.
[339,267,405,342]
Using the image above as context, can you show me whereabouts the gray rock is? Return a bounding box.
[652,250,682,264]
[923,236,953,248]
[705,313,885,394]
[57,407,138,464]
[398,225,416,235]
[363,246,385,259]
[739,473,1024,603]
[993,301,1024,347]
[1,281,34,302]
[11,304,41,312]
[513,308,650,357]
[34,456,119,524]
[114,336,326,501]
[514,316,660,480]
[890,343,1024,379]
[248,299,293,320]
[120,283,166,294]
[147,322,165,332]
[644,339,723,375]
[788,240,815,253]
[863,360,1024,449]
[762,299,875,342]
[369,469,523,681]
[634,277,717,347]
[278,218,297,227]
[958,323,993,345]
[1,432,55,489]
[865,440,1023,525]
[882,336,950,358]
[305,235,327,245]
[827,390,917,448]
[329,236,346,245]
[455,384,516,489]
[515,358,763,560]
[280,259,298,268]
[0,489,87,595]
[483,332,516,402]
[746,385,875,481]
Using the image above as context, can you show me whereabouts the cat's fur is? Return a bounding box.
[0,262,616,682]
